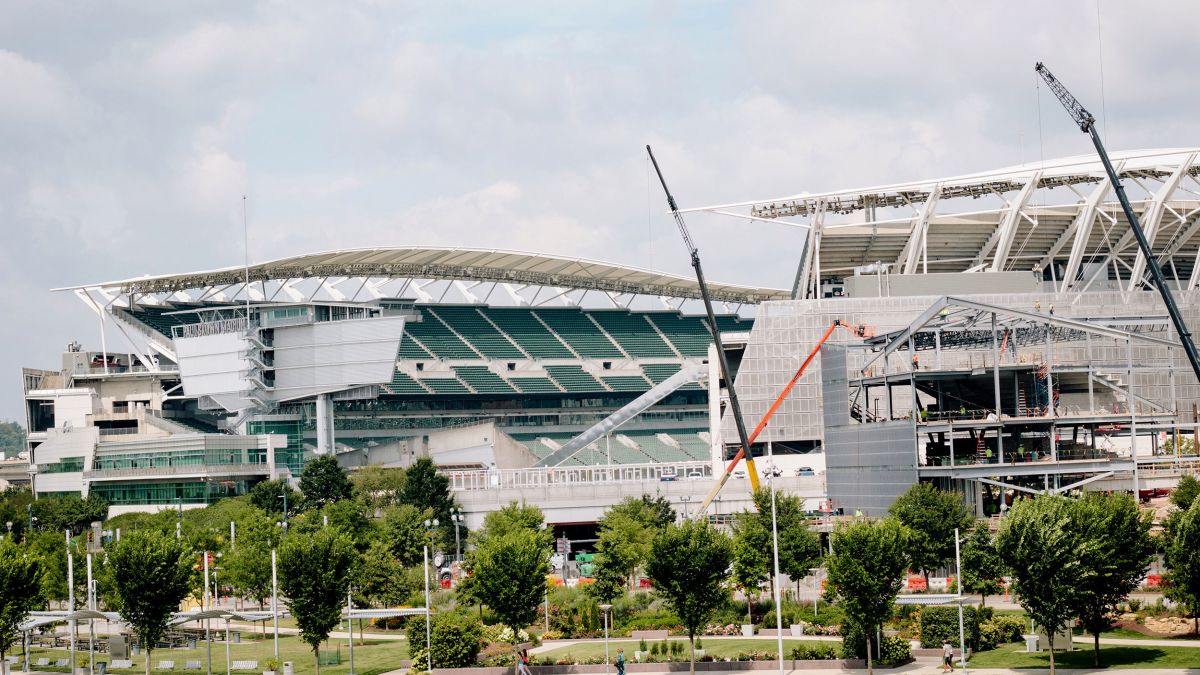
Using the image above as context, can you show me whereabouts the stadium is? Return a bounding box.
[16,147,1200,533]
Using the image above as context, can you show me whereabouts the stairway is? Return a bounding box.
[975,433,988,463]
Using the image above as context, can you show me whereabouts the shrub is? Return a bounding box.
[407,647,429,675]
[650,641,662,656]
[541,630,564,641]
[638,638,647,652]
[1127,598,1143,612]
[669,640,684,656]
[428,613,484,667]
[693,637,702,650]
[978,615,1025,651]
[878,635,911,665]
[919,606,981,650]
[790,644,839,660]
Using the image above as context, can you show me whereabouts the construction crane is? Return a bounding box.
[1035,62,1200,384]
[693,320,870,517]
[646,145,762,492]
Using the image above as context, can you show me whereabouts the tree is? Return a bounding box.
[889,483,972,585]
[825,518,909,675]
[730,513,770,624]
[465,529,549,635]
[355,540,417,608]
[960,524,1004,606]
[1165,499,1200,635]
[101,530,194,675]
[380,504,430,567]
[249,480,298,518]
[350,466,407,512]
[25,532,67,607]
[399,458,456,546]
[31,494,109,535]
[1069,493,1154,666]
[604,495,676,530]
[299,455,353,508]
[750,490,822,597]
[644,520,732,675]
[0,542,43,675]
[1171,474,1200,512]
[0,422,24,459]
[223,516,277,608]
[472,502,550,549]
[996,495,1095,674]
[278,529,357,675]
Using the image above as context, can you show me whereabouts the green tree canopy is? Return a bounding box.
[223,514,278,608]
[248,480,298,519]
[278,529,357,675]
[889,482,972,584]
[381,504,432,567]
[472,502,550,549]
[465,528,549,635]
[604,495,676,530]
[750,490,822,593]
[30,494,109,535]
[1069,492,1154,666]
[350,466,407,512]
[960,523,1004,605]
[0,541,43,674]
[101,530,194,675]
[0,422,24,459]
[354,540,419,608]
[1171,474,1200,512]
[1165,499,1200,635]
[996,495,1096,674]
[590,495,676,601]
[644,520,732,675]
[730,511,770,623]
[825,518,909,674]
[399,458,456,546]
[298,455,353,508]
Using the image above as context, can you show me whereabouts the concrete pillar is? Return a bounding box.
[316,394,334,455]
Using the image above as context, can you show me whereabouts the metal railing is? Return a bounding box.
[85,464,271,480]
[446,460,713,491]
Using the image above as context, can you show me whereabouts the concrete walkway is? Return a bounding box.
[1070,635,1200,648]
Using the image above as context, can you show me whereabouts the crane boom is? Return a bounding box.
[646,145,761,492]
[1035,62,1200,385]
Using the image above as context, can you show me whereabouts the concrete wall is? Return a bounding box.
[844,271,1039,298]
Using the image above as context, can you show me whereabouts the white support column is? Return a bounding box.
[316,393,334,455]
[1125,153,1196,291]
[792,201,825,299]
[1059,178,1114,290]
[900,185,942,274]
[708,342,723,474]
[989,172,1042,272]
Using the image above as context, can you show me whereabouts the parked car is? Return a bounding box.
[795,467,815,476]
[732,469,747,480]
[686,470,704,480]
[660,468,677,481]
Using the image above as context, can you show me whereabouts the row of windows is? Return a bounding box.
[39,457,84,474]
[90,479,256,506]
[93,448,262,471]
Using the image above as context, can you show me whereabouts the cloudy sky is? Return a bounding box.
[2,1,1199,422]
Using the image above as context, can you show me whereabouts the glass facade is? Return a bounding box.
[94,445,260,471]
[90,479,256,505]
[247,419,305,475]
[39,457,84,474]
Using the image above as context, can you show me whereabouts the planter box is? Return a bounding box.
[789,624,804,637]
[740,624,755,637]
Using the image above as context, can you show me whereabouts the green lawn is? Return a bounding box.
[970,642,1200,669]
[21,635,409,675]
[537,638,837,662]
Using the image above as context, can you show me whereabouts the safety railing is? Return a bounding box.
[446,461,712,491]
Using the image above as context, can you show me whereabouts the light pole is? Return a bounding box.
[271,549,279,661]
[767,439,784,675]
[423,519,439,673]
[278,491,289,532]
[450,510,464,561]
[599,604,612,675]
[809,568,821,621]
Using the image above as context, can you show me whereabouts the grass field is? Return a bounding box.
[536,638,838,662]
[18,635,409,675]
[970,642,1200,669]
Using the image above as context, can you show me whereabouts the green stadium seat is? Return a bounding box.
[480,308,575,358]
[429,307,525,358]
[452,366,517,393]
[534,309,623,358]
[398,334,433,359]
[419,377,471,394]
[386,371,429,395]
[509,377,563,394]
[601,375,652,392]
[544,365,607,392]
[641,363,703,390]
[588,310,677,357]
[404,313,479,359]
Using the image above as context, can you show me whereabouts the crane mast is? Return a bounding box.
[646,145,762,493]
[1035,62,1200,384]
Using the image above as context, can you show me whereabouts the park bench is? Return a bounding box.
[3,656,16,665]
[35,658,51,667]
[111,659,134,669]
[56,659,71,667]
[231,661,258,671]
[157,660,175,669]
[186,661,203,670]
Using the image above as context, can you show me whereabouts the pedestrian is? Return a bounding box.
[942,640,953,672]
[517,649,531,675]
[616,648,625,675]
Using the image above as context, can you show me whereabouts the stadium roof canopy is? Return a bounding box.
[59,246,789,305]
[690,148,1200,299]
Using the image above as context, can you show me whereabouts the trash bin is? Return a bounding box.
[232,632,241,644]
[283,661,294,675]
[96,662,108,675]
[1024,634,1040,652]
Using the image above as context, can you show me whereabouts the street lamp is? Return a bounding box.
[449,510,464,561]
[598,604,612,675]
